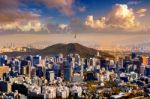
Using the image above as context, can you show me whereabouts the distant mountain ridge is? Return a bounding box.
[1,43,114,58]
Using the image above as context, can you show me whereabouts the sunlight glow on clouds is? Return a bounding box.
[0,12,44,32]
[84,4,144,32]
[0,0,44,32]
[85,16,106,29]
[136,8,147,17]
[0,0,149,33]
[107,4,139,30]
[85,4,149,32]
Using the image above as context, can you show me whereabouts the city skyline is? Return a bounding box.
[1,1,150,98]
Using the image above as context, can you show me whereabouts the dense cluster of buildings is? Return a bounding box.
[0,52,150,98]
[0,47,27,53]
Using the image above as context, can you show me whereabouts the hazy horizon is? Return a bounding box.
[0,33,150,49]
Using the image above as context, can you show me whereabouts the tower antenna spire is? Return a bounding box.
[74,33,76,39]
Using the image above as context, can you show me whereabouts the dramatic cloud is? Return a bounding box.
[85,16,106,29]
[0,20,43,32]
[107,4,139,30]
[0,0,44,32]
[136,8,147,17]
[84,4,144,32]
[42,0,74,16]
[45,4,149,33]
[0,11,44,32]
[0,1,149,34]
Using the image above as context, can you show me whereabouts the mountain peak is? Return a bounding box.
[1,43,114,58]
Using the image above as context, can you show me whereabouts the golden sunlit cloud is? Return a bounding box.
[107,4,139,30]
[0,11,44,32]
[85,16,106,29]
[85,4,143,32]
[136,8,147,17]
[0,0,44,32]
[0,0,149,33]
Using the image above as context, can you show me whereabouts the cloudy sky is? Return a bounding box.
[0,0,150,48]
